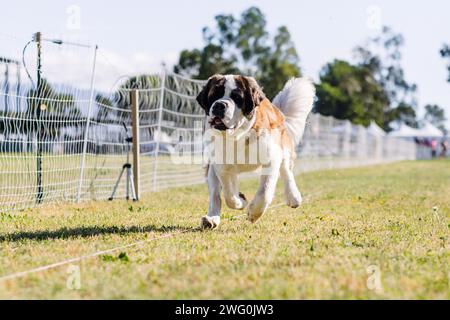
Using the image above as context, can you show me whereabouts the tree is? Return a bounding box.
[258,26,301,99]
[385,102,418,128]
[423,104,447,134]
[440,44,450,82]
[173,7,301,99]
[27,79,79,117]
[26,78,80,139]
[315,60,388,127]
[95,94,114,123]
[316,26,418,130]
[354,26,417,109]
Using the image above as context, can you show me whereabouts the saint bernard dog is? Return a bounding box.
[196,74,315,229]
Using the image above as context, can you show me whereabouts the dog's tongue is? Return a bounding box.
[213,117,223,125]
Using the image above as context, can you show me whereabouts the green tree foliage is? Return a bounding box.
[26,78,79,137]
[440,44,450,82]
[113,75,160,107]
[424,104,447,134]
[95,94,114,123]
[315,60,388,127]
[259,26,301,99]
[316,26,418,131]
[173,7,301,99]
[27,78,79,117]
[384,102,417,129]
[355,26,418,130]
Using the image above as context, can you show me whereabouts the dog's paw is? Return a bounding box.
[247,201,265,223]
[286,190,302,208]
[224,194,248,210]
[200,215,220,229]
[238,192,248,209]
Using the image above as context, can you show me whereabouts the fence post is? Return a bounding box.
[357,125,367,160]
[35,32,44,204]
[76,45,98,203]
[310,114,319,159]
[152,71,166,192]
[375,135,383,161]
[131,89,140,200]
[342,120,351,159]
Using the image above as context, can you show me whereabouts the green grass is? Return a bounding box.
[0,160,448,299]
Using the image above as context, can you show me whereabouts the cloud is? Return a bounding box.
[17,46,178,93]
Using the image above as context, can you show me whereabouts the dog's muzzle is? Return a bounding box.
[210,100,231,131]
[211,101,226,118]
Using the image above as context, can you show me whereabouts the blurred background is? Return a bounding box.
[0,1,449,211]
[2,0,449,130]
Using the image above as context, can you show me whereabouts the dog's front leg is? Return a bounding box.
[247,157,282,223]
[219,169,247,210]
[201,165,222,229]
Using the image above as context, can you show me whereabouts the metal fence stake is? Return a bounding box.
[131,89,140,200]
[152,71,165,192]
[76,45,98,203]
[35,32,43,204]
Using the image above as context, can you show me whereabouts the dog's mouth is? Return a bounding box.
[209,117,227,131]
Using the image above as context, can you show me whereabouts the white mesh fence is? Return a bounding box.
[0,34,417,212]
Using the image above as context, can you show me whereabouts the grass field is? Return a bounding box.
[0,160,448,299]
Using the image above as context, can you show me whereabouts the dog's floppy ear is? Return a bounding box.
[196,74,223,115]
[242,76,265,118]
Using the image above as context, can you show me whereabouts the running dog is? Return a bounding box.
[196,75,315,228]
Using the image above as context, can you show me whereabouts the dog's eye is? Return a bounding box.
[232,92,243,104]
[209,86,225,102]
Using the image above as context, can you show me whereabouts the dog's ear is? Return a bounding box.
[196,74,223,115]
[242,76,265,118]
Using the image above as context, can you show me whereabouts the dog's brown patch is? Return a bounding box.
[196,75,225,114]
[234,76,265,118]
[252,98,295,154]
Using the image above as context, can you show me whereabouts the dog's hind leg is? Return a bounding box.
[280,158,302,208]
[201,165,222,229]
[247,156,282,223]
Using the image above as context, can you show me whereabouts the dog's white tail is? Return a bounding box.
[272,77,315,145]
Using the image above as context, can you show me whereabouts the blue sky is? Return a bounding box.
[1,0,449,124]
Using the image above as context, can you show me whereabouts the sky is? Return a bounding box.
[1,0,449,125]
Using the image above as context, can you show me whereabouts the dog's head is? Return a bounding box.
[196,74,265,132]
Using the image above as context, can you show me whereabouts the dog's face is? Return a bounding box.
[196,75,265,132]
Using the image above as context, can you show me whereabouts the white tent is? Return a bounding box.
[367,121,386,137]
[389,123,421,138]
[389,122,443,138]
[389,122,444,138]
[416,123,443,138]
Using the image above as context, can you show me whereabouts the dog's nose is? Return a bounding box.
[211,101,226,118]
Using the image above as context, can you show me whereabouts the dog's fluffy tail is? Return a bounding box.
[272,77,315,145]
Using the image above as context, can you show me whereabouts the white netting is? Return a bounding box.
[0,33,417,212]
[1,34,100,210]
